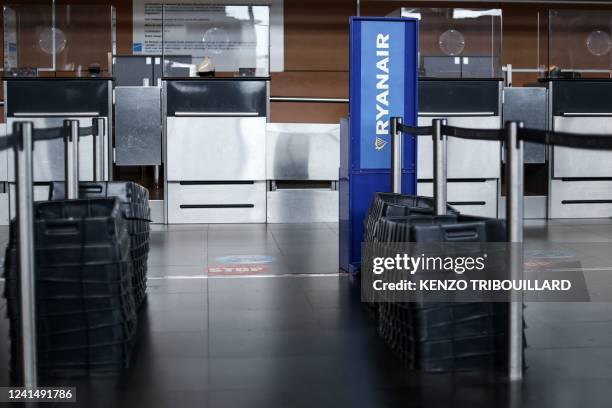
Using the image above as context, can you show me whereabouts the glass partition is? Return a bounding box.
[544,10,612,79]
[3,4,116,77]
[161,4,270,77]
[392,8,502,79]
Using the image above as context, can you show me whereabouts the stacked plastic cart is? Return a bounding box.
[363,192,511,372]
[3,182,151,377]
[50,182,152,309]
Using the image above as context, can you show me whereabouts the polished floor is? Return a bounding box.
[0,220,612,407]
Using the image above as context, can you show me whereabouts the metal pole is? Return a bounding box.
[153,165,160,189]
[92,118,105,182]
[14,121,37,387]
[64,120,80,199]
[506,63,513,87]
[432,119,447,215]
[390,117,403,194]
[505,120,524,381]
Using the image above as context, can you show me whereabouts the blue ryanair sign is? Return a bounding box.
[359,21,407,169]
[340,17,418,274]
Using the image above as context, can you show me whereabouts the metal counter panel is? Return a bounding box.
[550,179,612,218]
[417,179,498,218]
[552,80,612,115]
[6,117,98,182]
[166,80,268,117]
[115,87,162,166]
[267,189,338,223]
[166,116,266,181]
[503,87,547,164]
[266,123,339,181]
[167,182,266,224]
[6,79,110,116]
[9,184,52,220]
[0,123,8,182]
[552,116,612,178]
[417,115,501,180]
[419,80,501,115]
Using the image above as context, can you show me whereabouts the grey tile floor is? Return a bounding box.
[0,220,611,407]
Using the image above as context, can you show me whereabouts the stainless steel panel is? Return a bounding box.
[503,87,547,164]
[9,184,51,219]
[552,116,612,178]
[499,196,547,220]
[267,190,338,223]
[115,87,162,166]
[6,117,100,182]
[0,193,9,226]
[266,123,339,181]
[417,179,498,218]
[149,199,165,224]
[166,117,266,181]
[417,115,501,180]
[0,123,8,181]
[550,179,612,218]
[167,182,266,223]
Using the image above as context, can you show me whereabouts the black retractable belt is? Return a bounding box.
[397,123,433,135]
[32,127,65,142]
[442,125,504,141]
[0,123,96,151]
[519,128,612,150]
[78,126,95,138]
[0,133,16,152]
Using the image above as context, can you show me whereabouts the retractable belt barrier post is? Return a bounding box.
[13,122,38,388]
[390,117,403,194]
[505,121,525,381]
[92,118,105,182]
[0,120,97,387]
[432,119,448,216]
[64,120,80,200]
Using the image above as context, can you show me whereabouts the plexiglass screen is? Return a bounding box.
[161,4,270,77]
[545,10,612,79]
[3,4,116,77]
[395,8,502,78]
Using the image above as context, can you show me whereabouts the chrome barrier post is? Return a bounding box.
[390,116,403,194]
[153,166,160,189]
[432,119,448,215]
[13,122,38,387]
[505,120,524,381]
[64,120,80,199]
[92,118,105,182]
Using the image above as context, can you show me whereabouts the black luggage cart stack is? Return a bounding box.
[362,193,458,305]
[364,193,512,372]
[3,198,137,376]
[50,182,152,308]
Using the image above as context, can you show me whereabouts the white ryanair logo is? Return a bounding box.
[375,33,390,153]
[375,137,388,150]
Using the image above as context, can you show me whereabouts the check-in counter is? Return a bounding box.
[417,79,502,218]
[164,78,269,224]
[4,78,112,217]
[266,123,339,223]
[548,80,612,218]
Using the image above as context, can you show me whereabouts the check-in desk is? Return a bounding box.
[164,78,269,224]
[417,79,502,218]
[266,123,339,223]
[4,78,112,216]
[548,80,612,218]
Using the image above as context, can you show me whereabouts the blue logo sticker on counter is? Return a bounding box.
[215,255,276,265]
[359,21,406,169]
